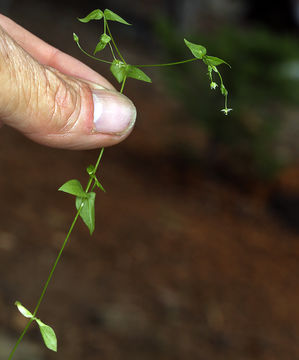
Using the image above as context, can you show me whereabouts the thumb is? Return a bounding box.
[0,26,136,150]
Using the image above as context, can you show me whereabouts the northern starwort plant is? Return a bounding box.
[8,9,231,358]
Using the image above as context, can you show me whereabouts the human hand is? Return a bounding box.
[0,14,136,149]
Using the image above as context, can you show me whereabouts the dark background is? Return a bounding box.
[1,0,299,359]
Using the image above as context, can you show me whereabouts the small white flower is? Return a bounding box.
[221,108,233,115]
[210,82,218,90]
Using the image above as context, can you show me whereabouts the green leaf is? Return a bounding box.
[15,301,33,319]
[76,192,96,235]
[94,178,106,193]
[73,33,79,43]
[94,33,111,54]
[110,62,152,83]
[110,60,127,83]
[104,9,131,25]
[203,55,231,68]
[78,9,104,23]
[58,180,87,198]
[126,65,152,83]
[36,319,57,352]
[184,39,207,59]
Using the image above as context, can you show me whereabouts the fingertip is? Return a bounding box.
[23,79,136,150]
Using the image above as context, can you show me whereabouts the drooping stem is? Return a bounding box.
[8,148,105,359]
[135,57,199,68]
[76,41,112,65]
[216,70,229,109]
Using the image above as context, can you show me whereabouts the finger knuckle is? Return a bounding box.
[44,67,82,134]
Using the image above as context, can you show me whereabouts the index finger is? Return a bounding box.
[0,14,114,90]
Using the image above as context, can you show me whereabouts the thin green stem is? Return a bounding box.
[92,148,105,180]
[91,182,97,192]
[76,41,112,65]
[103,18,116,60]
[216,70,223,87]
[8,148,105,359]
[32,211,81,318]
[103,17,107,35]
[109,42,117,60]
[86,148,105,192]
[8,319,34,360]
[8,209,82,360]
[135,57,199,68]
[120,75,127,94]
[8,209,80,359]
[216,70,229,109]
[106,22,126,63]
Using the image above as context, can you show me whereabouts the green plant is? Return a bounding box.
[7,9,230,358]
[155,20,299,179]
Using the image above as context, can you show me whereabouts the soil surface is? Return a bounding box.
[1,81,299,360]
[1,2,299,359]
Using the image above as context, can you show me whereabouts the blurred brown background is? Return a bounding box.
[1,0,299,359]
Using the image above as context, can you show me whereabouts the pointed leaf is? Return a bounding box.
[78,9,104,23]
[36,319,57,352]
[126,65,152,83]
[104,9,131,25]
[15,301,33,319]
[184,39,206,59]
[95,178,106,193]
[203,55,231,68]
[59,180,87,198]
[94,33,111,54]
[76,192,96,235]
[110,60,127,83]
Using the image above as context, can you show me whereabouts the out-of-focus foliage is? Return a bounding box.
[155,19,299,180]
